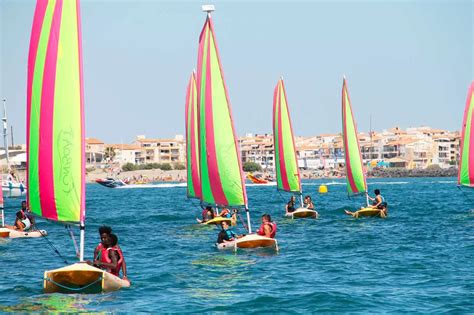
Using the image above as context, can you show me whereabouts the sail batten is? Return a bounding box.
[458,82,474,187]
[186,72,201,199]
[342,78,367,196]
[273,79,301,193]
[27,0,85,224]
[196,15,247,207]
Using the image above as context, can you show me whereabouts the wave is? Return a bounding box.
[368,181,409,185]
[246,182,277,187]
[117,183,187,189]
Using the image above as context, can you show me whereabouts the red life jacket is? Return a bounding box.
[100,245,123,277]
[256,222,277,238]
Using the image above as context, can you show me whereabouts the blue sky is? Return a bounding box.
[1,0,472,144]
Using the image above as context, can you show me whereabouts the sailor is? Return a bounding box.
[344,189,387,218]
[285,196,296,214]
[216,221,242,244]
[93,226,129,282]
[21,201,36,228]
[196,206,214,223]
[303,195,315,210]
[256,214,277,238]
[11,210,31,231]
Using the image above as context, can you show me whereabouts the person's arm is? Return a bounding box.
[118,246,129,281]
[263,224,272,238]
[94,250,118,270]
[372,196,382,209]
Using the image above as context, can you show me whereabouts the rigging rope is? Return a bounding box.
[66,225,80,258]
[44,276,102,292]
[34,226,69,265]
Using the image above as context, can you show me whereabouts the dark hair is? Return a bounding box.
[206,206,212,211]
[262,213,272,221]
[99,225,112,235]
[374,189,380,195]
[21,201,26,205]
[110,233,118,246]
[16,211,23,219]
[304,195,311,200]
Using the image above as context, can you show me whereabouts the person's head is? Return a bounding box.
[305,195,311,202]
[221,221,229,230]
[100,233,111,247]
[261,214,272,223]
[16,211,25,220]
[99,225,112,235]
[109,233,118,247]
[221,208,229,214]
[206,206,212,211]
[21,201,27,210]
[290,196,295,202]
[374,189,380,196]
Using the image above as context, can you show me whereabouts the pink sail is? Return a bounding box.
[185,71,201,198]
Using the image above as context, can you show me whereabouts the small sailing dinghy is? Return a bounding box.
[458,82,474,190]
[197,5,278,251]
[341,77,386,218]
[26,0,129,293]
[0,174,46,238]
[273,78,317,219]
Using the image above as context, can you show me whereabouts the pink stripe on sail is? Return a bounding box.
[207,17,247,205]
[190,73,201,198]
[38,0,63,221]
[342,80,358,194]
[281,80,301,192]
[26,0,48,207]
[459,82,474,184]
[277,82,290,191]
[467,83,474,185]
[204,23,227,205]
[76,0,85,221]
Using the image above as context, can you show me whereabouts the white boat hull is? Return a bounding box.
[0,227,47,238]
[2,183,27,198]
[285,208,318,219]
[44,262,130,294]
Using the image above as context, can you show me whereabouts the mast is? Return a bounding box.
[2,99,9,166]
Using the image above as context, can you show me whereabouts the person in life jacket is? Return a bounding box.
[285,196,296,214]
[196,206,215,223]
[256,214,277,238]
[344,189,388,218]
[5,210,32,231]
[92,226,129,282]
[216,221,243,244]
[89,232,121,276]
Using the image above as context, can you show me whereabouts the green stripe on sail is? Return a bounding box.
[209,32,244,206]
[344,90,366,194]
[274,86,283,190]
[29,0,57,217]
[186,76,195,197]
[199,25,214,205]
[280,83,300,192]
[52,1,82,222]
[460,91,474,186]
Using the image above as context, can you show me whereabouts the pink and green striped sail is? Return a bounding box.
[458,81,474,187]
[342,78,367,196]
[196,15,247,207]
[185,71,201,199]
[273,79,301,193]
[27,0,85,224]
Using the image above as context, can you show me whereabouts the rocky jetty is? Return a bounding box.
[368,166,458,178]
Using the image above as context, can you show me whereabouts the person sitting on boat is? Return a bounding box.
[216,221,242,244]
[285,196,296,214]
[6,210,32,231]
[93,226,129,282]
[368,189,387,211]
[108,233,128,279]
[20,201,36,228]
[303,195,315,210]
[89,233,121,276]
[196,206,215,223]
[219,208,231,218]
[256,214,277,238]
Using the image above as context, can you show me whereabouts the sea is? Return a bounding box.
[0,177,472,313]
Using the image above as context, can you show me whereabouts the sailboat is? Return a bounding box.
[341,77,384,217]
[273,78,317,219]
[26,0,129,293]
[197,5,278,250]
[458,81,474,188]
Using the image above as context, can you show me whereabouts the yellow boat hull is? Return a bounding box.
[354,207,387,218]
[234,234,278,251]
[43,262,130,294]
[286,208,318,219]
[202,216,232,225]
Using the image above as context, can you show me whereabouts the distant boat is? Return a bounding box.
[95,178,127,188]
[196,6,278,251]
[247,173,269,184]
[1,175,27,198]
[458,81,474,188]
[25,0,129,293]
[273,78,317,219]
[341,77,385,218]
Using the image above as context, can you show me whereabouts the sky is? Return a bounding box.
[0,0,473,144]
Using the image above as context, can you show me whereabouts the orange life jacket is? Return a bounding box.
[256,222,277,238]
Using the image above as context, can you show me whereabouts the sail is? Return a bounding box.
[185,72,201,198]
[458,81,474,187]
[273,79,301,193]
[27,0,85,223]
[196,15,247,207]
[342,78,367,195]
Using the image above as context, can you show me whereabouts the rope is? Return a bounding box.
[66,225,80,258]
[44,276,103,292]
[237,211,249,233]
[33,226,69,265]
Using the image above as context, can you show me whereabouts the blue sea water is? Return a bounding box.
[0,177,472,313]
